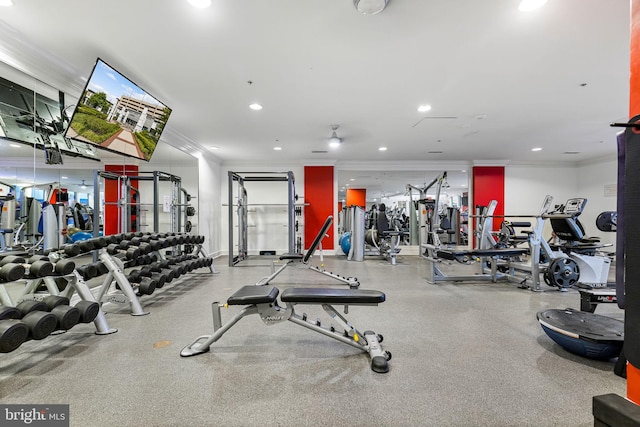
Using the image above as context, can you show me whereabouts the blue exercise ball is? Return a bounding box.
[339,232,351,254]
[71,231,93,242]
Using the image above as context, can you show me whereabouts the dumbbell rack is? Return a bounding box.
[94,239,216,315]
[12,272,117,335]
[95,251,150,316]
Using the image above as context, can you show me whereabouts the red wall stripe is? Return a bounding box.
[346,188,366,208]
[104,164,139,235]
[472,166,505,246]
[303,166,334,250]
[628,0,640,405]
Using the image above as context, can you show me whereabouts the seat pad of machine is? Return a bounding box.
[227,286,279,305]
[280,287,385,304]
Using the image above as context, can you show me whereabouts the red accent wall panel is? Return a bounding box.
[303,166,334,250]
[628,0,640,405]
[472,166,505,236]
[346,188,366,208]
[104,164,139,235]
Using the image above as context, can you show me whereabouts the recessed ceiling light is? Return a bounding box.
[531,147,542,152]
[350,178,355,181]
[518,0,548,12]
[9,144,20,148]
[417,104,432,113]
[0,0,14,6]
[61,176,68,180]
[378,147,387,151]
[273,147,282,151]
[209,145,219,150]
[249,103,263,111]
[187,0,211,8]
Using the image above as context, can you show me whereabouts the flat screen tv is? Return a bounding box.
[64,58,172,161]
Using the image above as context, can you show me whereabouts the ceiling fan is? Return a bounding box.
[328,124,343,147]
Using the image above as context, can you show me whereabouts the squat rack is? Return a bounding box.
[228,171,296,266]
[94,170,192,235]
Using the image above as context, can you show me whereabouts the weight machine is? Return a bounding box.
[227,171,298,266]
[406,171,450,249]
[95,170,195,236]
[422,196,555,290]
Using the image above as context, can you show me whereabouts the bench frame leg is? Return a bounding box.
[181,299,389,372]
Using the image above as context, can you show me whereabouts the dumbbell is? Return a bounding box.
[89,236,108,249]
[0,317,29,353]
[160,268,176,283]
[104,234,120,244]
[1,256,53,278]
[137,242,153,255]
[53,259,76,276]
[61,243,81,257]
[0,263,25,282]
[75,300,99,324]
[111,245,140,260]
[150,272,167,289]
[76,239,95,254]
[76,264,98,280]
[95,261,109,276]
[43,296,80,331]
[0,305,21,320]
[130,276,157,296]
[16,301,57,340]
[127,270,142,283]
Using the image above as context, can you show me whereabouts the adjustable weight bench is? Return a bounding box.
[180,285,391,373]
[256,216,359,288]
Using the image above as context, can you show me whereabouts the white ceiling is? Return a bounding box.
[0,0,631,200]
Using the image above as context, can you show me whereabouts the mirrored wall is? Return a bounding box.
[0,60,198,248]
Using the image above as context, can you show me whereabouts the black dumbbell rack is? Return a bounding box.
[9,265,117,336]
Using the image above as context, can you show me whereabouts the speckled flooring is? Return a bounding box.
[0,254,626,426]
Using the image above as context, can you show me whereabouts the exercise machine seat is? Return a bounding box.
[227,286,279,305]
[281,288,385,304]
[551,217,600,244]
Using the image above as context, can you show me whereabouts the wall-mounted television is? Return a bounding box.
[65,58,172,161]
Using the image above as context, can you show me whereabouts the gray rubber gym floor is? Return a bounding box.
[0,254,625,426]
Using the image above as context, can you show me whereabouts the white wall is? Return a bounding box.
[504,159,618,246]
[505,165,579,215]
[576,157,618,247]
[197,155,222,256]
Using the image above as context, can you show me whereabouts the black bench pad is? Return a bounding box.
[437,248,528,260]
[279,253,304,260]
[227,285,279,305]
[281,288,385,304]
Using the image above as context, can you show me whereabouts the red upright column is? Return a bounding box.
[103,165,139,235]
[304,166,334,250]
[627,0,640,405]
[346,188,366,208]
[471,166,505,246]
